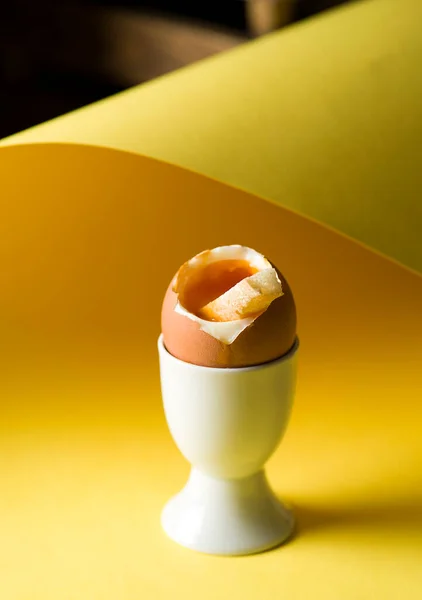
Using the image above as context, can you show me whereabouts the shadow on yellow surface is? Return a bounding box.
[295,495,422,537]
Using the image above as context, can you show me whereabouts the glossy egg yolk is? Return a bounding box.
[179,260,258,320]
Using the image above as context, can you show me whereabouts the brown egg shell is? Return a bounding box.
[161,265,297,368]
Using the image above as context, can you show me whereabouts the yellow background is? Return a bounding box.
[1,143,421,599]
[3,0,422,273]
[1,0,422,597]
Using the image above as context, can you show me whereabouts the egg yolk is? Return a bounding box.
[180,259,258,318]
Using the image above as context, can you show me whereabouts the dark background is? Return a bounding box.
[0,1,347,140]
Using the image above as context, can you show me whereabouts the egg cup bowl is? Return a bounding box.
[158,334,299,556]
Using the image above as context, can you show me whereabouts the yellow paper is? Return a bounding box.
[1,0,422,596]
[2,0,422,272]
[0,143,421,599]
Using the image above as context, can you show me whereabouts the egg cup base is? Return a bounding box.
[161,468,295,556]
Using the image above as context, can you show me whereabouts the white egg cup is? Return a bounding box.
[158,334,299,556]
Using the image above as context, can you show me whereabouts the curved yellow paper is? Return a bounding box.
[0,143,421,599]
[2,0,422,272]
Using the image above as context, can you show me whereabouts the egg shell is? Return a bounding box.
[161,266,297,368]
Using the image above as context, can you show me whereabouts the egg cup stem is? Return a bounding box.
[161,468,294,556]
[158,334,299,556]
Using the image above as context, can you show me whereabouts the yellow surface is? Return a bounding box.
[1,143,422,599]
[1,0,422,596]
[2,0,422,272]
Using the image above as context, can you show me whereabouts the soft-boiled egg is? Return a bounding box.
[161,245,296,368]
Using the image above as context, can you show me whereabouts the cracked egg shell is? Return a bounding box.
[161,248,296,368]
